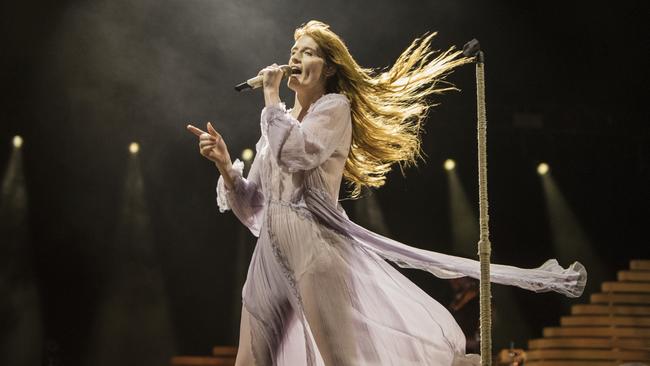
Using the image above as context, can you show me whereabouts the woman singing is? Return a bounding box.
[187,20,585,366]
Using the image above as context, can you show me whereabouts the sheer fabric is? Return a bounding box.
[216,93,586,365]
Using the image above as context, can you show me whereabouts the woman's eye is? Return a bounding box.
[290,50,314,57]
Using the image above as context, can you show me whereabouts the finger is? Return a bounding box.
[187,124,207,137]
[259,66,271,75]
[207,122,221,138]
[201,146,215,155]
[199,141,217,149]
[200,133,216,142]
[259,65,278,74]
[207,122,222,139]
[199,141,216,148]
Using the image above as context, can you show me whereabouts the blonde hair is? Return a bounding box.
[294,20,472,198]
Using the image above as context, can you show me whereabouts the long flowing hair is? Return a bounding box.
[294,20,472,198]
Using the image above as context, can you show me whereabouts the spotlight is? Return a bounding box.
[444,159,456,171]
[537,162,549,175]
[129,142,140,154]
[12,135,23,148]
[241,148,254,162]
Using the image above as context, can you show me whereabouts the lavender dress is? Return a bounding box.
[216,93,586,366]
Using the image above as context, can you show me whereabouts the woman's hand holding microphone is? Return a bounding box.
[259,63,283,107]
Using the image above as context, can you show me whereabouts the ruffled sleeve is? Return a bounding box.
[261,94,351,172]
[215,139,265,237]
[216,159,244,213]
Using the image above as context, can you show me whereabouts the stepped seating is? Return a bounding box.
[524,259,650,366]
[170,346,237,366]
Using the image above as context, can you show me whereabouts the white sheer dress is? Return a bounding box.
[216,93,586,366]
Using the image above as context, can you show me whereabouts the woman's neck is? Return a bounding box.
[292,87,327,122]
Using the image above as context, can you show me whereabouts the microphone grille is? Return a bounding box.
[280,65,293,77]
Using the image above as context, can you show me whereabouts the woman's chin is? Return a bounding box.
[287,79,302,92]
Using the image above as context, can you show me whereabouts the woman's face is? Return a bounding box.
[287,35,332,93]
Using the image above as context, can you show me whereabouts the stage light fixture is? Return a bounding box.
[12,135,23,148]
[444,159,456,171]
[537,162,549,175]
[241,148,254,162]
[129,142,140,154]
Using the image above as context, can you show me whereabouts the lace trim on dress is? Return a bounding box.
[216,159,244,213]
[265,201,317,366]
[268,199,314,221]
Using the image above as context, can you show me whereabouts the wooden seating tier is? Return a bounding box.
[524,259,650,365]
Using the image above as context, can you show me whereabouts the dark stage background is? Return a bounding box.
[1,0,648,365]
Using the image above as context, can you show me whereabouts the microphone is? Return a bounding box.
[234,65,301,92]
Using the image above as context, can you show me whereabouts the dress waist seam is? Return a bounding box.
[267,199,313,220]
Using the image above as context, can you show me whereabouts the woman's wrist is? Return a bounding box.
[264,89,281,107]
[215,159,232,175]
[215,160,235,190]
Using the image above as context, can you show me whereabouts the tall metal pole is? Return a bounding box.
[463,39,492,366]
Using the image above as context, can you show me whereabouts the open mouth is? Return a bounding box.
[290,67,302,75]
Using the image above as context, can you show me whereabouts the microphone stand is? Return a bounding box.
[463,39,492,366]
